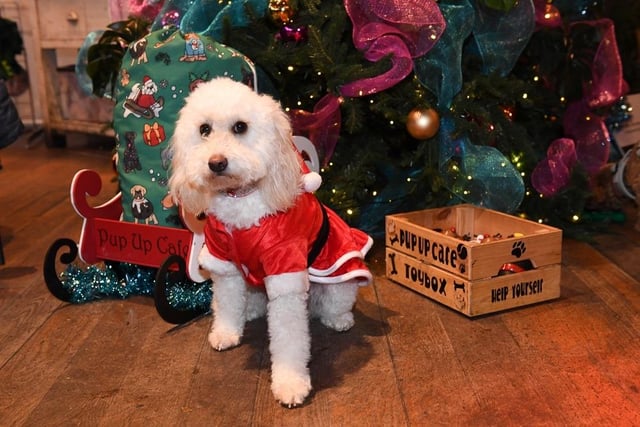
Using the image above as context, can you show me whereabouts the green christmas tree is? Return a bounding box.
[87,0,640,237]
[218,0,638,236]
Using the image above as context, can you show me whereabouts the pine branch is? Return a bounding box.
[307,25,334,74]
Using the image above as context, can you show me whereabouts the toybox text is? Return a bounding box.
[404,264,448,295]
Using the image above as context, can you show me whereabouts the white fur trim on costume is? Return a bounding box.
[302,171,322,193]
[308,250,364,276]
[310,269,373,285]
[264,271,309,300]
[308,236,373,275]
[188,234,209,282]
[362,235,374,254]
[199,246,241,277]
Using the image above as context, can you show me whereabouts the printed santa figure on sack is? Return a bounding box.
[123,75,165,119]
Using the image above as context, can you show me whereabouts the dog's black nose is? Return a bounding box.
[208,156,228,173]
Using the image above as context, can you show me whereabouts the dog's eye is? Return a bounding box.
[232,121,248,135]
[199,123,211,137]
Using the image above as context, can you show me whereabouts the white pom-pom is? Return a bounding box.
[302,171,322,193]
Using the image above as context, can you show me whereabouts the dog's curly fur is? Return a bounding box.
[170,79,301,228]
[169,78,370,407]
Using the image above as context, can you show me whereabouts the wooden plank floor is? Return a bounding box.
[1,136,639,426]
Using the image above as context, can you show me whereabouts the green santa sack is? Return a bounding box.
[113,25,256,228]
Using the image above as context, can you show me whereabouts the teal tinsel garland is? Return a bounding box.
[60,263,212,313]
[166,282,212,312]
[60,263,154,303]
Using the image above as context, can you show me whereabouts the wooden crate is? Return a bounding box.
[385,205,562,316]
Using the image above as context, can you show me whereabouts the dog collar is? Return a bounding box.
[222,185,258,198]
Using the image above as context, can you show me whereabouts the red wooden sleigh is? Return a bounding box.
[43,168,209,324]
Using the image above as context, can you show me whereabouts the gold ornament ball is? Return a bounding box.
[406,107,440,139]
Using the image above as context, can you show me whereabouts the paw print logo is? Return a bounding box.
[511,241,526,258]
[457,244,468,274]
[457,244,468,260]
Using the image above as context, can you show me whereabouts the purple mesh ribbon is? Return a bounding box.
[289,94,342,166]
[532,18,629,196]
[292,0,445,164]
[340,0,445,97]
[531,138,578,198]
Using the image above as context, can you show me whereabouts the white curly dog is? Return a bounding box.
[169,78,373,407]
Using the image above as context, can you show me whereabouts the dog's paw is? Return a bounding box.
[208,328,241,351]
[271,368,312,408]
[320,312,355,332]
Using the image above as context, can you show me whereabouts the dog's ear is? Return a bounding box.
[270,103,294,147]
[168,156,212,216]
[258,97,305,211]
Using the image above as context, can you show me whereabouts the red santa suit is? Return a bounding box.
[135,76,156,108]
[204,192,373,287]
[136,92,156,108]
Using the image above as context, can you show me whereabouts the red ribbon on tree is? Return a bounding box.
[289,94,342,166]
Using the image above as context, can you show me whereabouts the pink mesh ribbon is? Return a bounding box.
[340,0,445,97]
[531,138,577,198]
[532,19,628,196]
[289,94,342,166]
[129,0,165,21]
[563,101,611,177]
[580,19,629,110]
[295,0,445,163]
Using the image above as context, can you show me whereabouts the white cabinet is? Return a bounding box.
[30,0,114,144]
[37,0,109,46]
